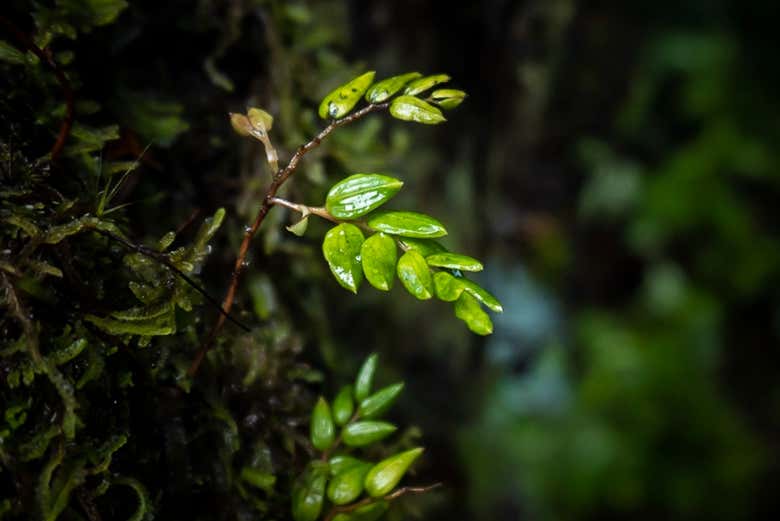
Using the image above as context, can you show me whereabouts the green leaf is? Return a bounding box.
[397,250,434,300]
[310,397,335,451]
[426,252,483,272]
[367,211,447,238]
[329,455,368,476]
[361,233,397,291]
[292,461,329,521]
[454,293,493,335]
[389,96,446,125]
[365,72,422,103]
[0,40,27,65]
[327,462,371,505]
[326,174,403,219]
[430,88,467,109]
[332,500,389,521]
[358,383,404,419]
[319,71,376,119]
[398,238,447,257]
[461,280,503,312]
[433,271,465,302]
[404,74,451,95]
[364,448,424,497]
[322,223,365,293]
[333,386,355,426]
[342,421,397,447]
[354,353,378,402]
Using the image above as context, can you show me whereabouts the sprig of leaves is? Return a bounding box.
[245,71,500,334]
[293,354,427,521]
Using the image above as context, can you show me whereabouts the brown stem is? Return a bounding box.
[0,16,74,161]
[188,102,389,377]
[321,483,442,521]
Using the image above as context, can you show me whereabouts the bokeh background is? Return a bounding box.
[4,0,780,519]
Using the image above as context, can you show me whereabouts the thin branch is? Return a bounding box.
[0,16,74,161]
[189,102,389,377]
[321,483,442,521]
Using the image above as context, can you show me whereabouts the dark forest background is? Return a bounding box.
[2,0,780,520]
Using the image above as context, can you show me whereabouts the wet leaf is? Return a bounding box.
[354,353,378,401]
[342,421,397,447]
[329,455,368,476]
[310,397,335,451]
[364,448,424,497]
[367,211,447,238]
[389,95,446,125]
[292,461,329,521]
[398,237,447,257]
[461,280,503,312]
[361,233,397,291]
[358,383,404,419]
[319,71,376,119]
[327,462,371,505]
[454,292,493,335]
[397,250,434,300]
[333,385,355,426]
[326,174,403,219]
[430,88,466,109]
[404,74,451,95]
[433,271,465,302]
[426,252,483,272]
[365,72,422,103]
[322,223,365,293]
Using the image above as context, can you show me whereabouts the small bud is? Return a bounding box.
[247,107,274,131]
[230,113,253,137]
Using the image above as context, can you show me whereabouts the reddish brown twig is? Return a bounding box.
[322,483,442,521]
[188,102,390,377]
[0,16,74,161]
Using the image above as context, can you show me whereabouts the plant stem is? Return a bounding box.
[321,483,442,521]
[189,102,390,377]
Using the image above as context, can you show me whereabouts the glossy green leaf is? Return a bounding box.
[358,383,404,419]
[329,455,368,476]
[454,292,493,335]
[364,448,424,498]
[430,88,466,109]
[404,74,451,95]
[333,385,355,426]
[367,211,447,238]
[354,353,378,401]
[310,397,335,451]
[426,252,483,272]
[433,271,465,302]
[326,174,403,219]
[322,223,365,293]
[462,280,503,312]
[342,421,397,447]
[365,72,422,103]
[397,250,434,300]
[292,461,329,521]
[389,96,446,125]
[327,462,371,505]
[332,500,389,521]
[398,238,447,257]
[319,71,376,119]
[361,233,397,291]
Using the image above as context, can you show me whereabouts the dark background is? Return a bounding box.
[3,0,780,519]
